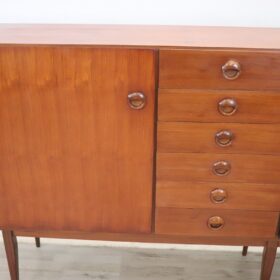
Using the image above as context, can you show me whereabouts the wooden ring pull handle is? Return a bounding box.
[215,130,234,147]
[210,188,227,204]
[208,216,225,230]
[212,161,231,176]
[222,60,241,80]
[218,98,238,116]
[128,92,146,110]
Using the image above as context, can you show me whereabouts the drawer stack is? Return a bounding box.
[155,49,280,238]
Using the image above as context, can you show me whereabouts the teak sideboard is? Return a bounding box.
[0,24,280,280]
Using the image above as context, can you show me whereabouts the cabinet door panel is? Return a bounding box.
[0,47,155,233]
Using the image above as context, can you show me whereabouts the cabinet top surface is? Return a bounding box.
[0,24,280,50]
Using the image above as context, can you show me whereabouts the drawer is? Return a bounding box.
[158,122,280,154]
[156,208,279,238]
[157,153,280,184]
[156,181,280,211]
[159,89,280,123]
[159,49,280,90]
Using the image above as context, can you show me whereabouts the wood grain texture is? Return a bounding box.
[158,89,280,123]
[0,46,156,233]
[0,25,280,49]
[159,49,280,90]
[2,231,19,280]
[158,122,280,155]
[155,208,279,238]
[260,241,279,280]
[0,25,279,280]
[156,181,280,211]
[157,153,280,184]
[14,230,273,246]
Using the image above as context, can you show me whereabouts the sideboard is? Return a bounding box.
[0,24,280,280]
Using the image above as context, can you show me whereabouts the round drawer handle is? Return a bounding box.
[208,216,225,230]
[210,188,228,204]
[212,161,231,176]
[218,98,238,116]
[127,92,146,110]
[215,130,234,147]
[222,60,241,80]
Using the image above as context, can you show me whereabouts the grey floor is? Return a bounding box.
[0,242,279,280]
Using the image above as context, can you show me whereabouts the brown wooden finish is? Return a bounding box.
[155,208,279,238]
[2,231,19,280]
[218,98,238,116]
[260,241,278,280]
[157,153,280,184]
[35,237,41,248]
[158,89,280,123]
[14,230,273,247]
[159,49,280,90]
[158,122,280,155]
[222,60,242,80]
[0,46,156,233]
[156,181,280,211]
[0,24,280,280]
[242,246,248,256]
[1,25,280,49]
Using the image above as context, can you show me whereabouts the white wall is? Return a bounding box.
[0,0,280,27]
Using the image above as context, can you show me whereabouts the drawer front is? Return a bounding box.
[156,208,279,238]
[157,153,280,184]
[159,89,280,123]
[160,49,280,90]
[158,122,280,154]
[157,181,280,211]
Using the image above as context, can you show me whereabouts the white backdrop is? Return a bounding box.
[0,0,280,27]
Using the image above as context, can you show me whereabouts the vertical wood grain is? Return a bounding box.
[0,46,156,234]
[2,230,19,280]
[260,241,278,280]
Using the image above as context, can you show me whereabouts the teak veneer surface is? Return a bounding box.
[158,122,280,155]
[156,181,280,211]
[156,208,279,238]
[0,46,156,233]
[1,24,280,280]
[0,24,280,49]
[157,153,280,184]
[14,230,272,246]
[159,49,280,90]
[158,89,280,124]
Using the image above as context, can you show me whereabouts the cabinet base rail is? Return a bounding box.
[1,230,279,280]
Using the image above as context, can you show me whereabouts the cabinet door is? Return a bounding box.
[0,47,155,233]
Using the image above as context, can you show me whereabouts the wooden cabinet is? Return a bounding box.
[0,25,280,280]
[0,47,156,234]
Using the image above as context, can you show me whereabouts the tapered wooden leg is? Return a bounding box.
[2,230,19,280]
[35,237,41,248]
[260,241,278,280]
[242,246,248,256]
